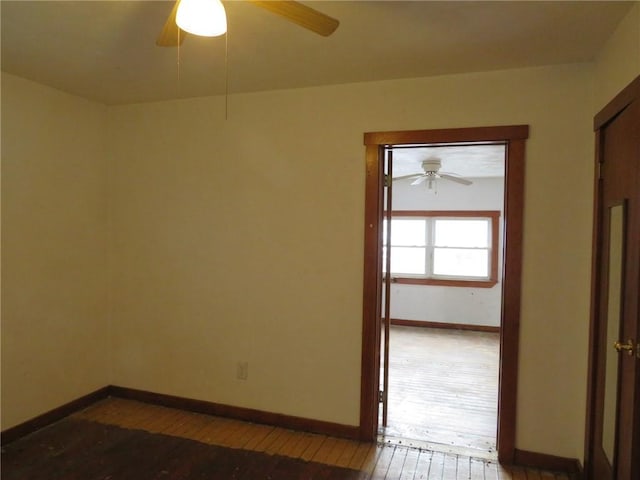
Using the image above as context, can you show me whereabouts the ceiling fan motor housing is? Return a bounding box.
[421,157,442,174]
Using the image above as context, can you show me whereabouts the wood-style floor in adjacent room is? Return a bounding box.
[1,398,576,479]
[383,325,499,458]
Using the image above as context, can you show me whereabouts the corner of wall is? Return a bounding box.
[0,73,111,429]
[593,2,640,111]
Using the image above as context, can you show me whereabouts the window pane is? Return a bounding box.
[385,219,426,246]
[434,219,489,248]
[383,246,426,275]
[393,247,426,274]
[382,246,387,272]
[433,248,489,277]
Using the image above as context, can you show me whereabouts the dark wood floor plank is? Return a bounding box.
[118,402,167,430]
[205,415,243,446]
[203,417,238,446]
[328,464,367,480]
[185,414,220,444]
[329,438,357,468]
[315,436,341,464]
[230,419,264,449]
[162,411,201,439]
[525,468,542,480]
[301,434,328,461]
[188,446,253,480]
[369,443,396,479]
[509,466,528,480]
[351,442,379,472]
[4,398,579,480]
[335,439,361,468]
[147,406,187,434]
[294,460,332,480]
[236,445,285,480]
[242,423,275,450]
[276,428,304,457]
[2,420,108,480]
[264,428,291,455]
[289,432,321,460]
[125,432,205,480]
[269,454,319,480]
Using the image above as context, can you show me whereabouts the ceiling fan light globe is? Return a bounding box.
[176,0,227,37]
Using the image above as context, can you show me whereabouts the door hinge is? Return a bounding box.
[378,390,385,403]
[384,175,390,187]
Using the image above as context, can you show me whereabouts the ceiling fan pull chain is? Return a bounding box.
[176,28,181,96]
[225,27,229,121]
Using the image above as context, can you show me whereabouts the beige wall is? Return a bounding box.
[594,2,640,111]
[108,63,594,460]
[1,74,110,429]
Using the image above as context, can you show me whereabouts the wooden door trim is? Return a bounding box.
[584,128,605,477]
[359,125,529,466]
[497,136,526,463]
[585,75,640,480]
[363,125,529,145]
[360,142,384,440]
[594,76,640,130]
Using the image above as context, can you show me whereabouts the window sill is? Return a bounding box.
[390,277,498,288]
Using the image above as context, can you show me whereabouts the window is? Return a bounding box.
[383,210,500,287]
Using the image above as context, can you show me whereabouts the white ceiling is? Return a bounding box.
[1,1,634,105]
[391,144,505,179]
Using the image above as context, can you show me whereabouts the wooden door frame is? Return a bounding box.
[359,125,529,464]
[584,75,640,479]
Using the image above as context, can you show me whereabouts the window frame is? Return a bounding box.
[386,210,500,288]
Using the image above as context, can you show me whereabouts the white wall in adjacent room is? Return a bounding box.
[389,176,504,327]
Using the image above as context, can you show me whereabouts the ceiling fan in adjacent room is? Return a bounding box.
[156,0,340,46]
[393,157,473,189]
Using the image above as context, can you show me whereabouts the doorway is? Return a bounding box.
[380,143,505,458]
[359,125,528,464]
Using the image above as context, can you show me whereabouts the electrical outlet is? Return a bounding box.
[237,361,248,380]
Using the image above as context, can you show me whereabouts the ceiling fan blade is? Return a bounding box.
[439,173,473,186]
[411,176,428,186]
[393,174,422,181]
[156,0,187,47]
[247,0,339,36]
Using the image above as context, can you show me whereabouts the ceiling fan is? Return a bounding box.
[393,158,473,189]
[156,0,340,47]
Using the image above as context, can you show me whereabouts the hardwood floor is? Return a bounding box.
[1,398,575,479]
[382,326,499,458]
